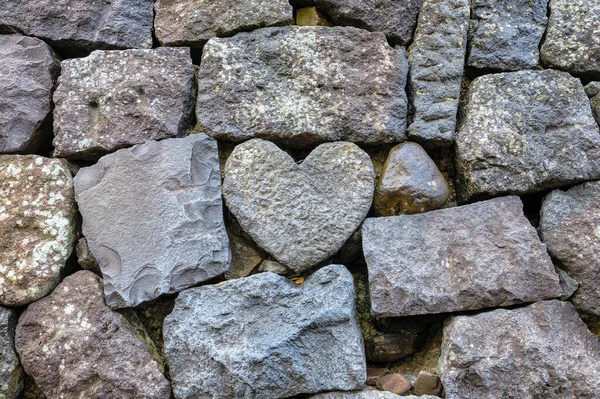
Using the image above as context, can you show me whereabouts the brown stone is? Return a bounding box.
[413,371,442,396]
[376,374,412,395]
[75,237,100,274]
[224,232,265,280]
[366,368,390,386]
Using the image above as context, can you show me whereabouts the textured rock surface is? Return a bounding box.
[0,307,23,399]
[296,7,331,26]
[439,300,600,398]
[468,0,549,71]
[197,26,408,147]
[311,391,439,399]
[455,69,600,200]
[0,0,153,52]
[164,264,366,398]
[15,271,170,399]
[223,139,374,273]
[373,142,449,216]
[0,155,77,307]
[377,374,411,395]
[74,134,230,309]
[541,0,600,76]
[407,0,469,147]
[224,232,264,280]
[413,371,442,396]
[75,237,100,274]
[0,35,60,153]
[585,81,600,126]
[154,0,292,46]
[53,48,196,160]
[363,196,562,317]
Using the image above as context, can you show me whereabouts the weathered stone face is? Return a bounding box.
[223,139,374,273]
[74,134,230,309]
[0,306,23,399]
[439,300,600,398]
[585,81,600,127]
[164,265,366,398]
[197,26,408,147]
[53,48,196,160]
[310,391,440,399]
[455,69,600,200]
[0,155,77,307]
[154,0,292,46]
[0,35,60,153]
[15,271,171,399]
[363,196,562,317]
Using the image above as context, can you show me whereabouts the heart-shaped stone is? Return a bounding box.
[223,139,375,273]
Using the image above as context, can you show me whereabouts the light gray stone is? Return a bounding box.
[585,81,600,127]
[258,260,292,276]
[164,264,366,399]
[74,134,230,309]
[363,196,562,317]
[311,391,439,399]
[0,307,23,399]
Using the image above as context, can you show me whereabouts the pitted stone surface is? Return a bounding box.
[439,300,600,398]
[585,81,600,126]
[363,196,562,317]
[0,307,23,399]
[311,391,439,399]
[197,26,408,147]
[15,271,170,399]
[53,48,196,160]
[223,139,374,273]
[164,264,366,399]
[455,69,600,200]
[0,155,77,307]
[0,35,60,153]
[154,0,292,46]
[74,134,230,309]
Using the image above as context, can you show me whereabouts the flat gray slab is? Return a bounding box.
[0,306,23,399]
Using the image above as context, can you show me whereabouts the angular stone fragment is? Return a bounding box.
[53,48,196,160]
[407,0,469,147]
[363,196,561,317]
[258,260,292,276]
[296,7,332,26]
[377,374,411,395]
[0,35,60,153]
[455,69,600,200]
[224,233,265,280]
[223,139,374,273]
[311,391,439,399]
[197,26,408,147]
[74,134,230,309]
[75,237,100,274]
[0,155,77,307]
[0,307,23,399]
[585,82,600,126]
[468,0,549,71]
[413,371,442,396]
[154,0,292,46]
[439,300,600,398]
[15,271,170,399]
[164,264,366,398]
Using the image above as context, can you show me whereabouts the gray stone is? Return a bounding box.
[53,48,196,160]
[585,81,600,127]
[311,391,439,399]
[554,265,579,301]
[258,260,292,276]
[468,0,549,71]
[164,264,366,399]
[75,237,100,274]
[439,300,600,398]
[363,196,562,317]
[197,26,408,147]
[0,307,23,399]
[224,232,265,280]
[15,271,170,399]
[0,155,77,307]
[455,69,600,200]
[0,35,60,153]
[154,0,292,46]
[541,0,600,77]
[223,139,374,273]
[407,0,469,147]
[74,134,230,309]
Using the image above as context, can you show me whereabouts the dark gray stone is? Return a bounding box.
[0,35,60,153]
[407,0,470,147]
[74,134,230,309]
[439,300,600,398]
[585,82,600,127]
[197,26,408,147]
[363,196,562,317]
[554,265,579,301]
[164,264,366,399]
[224,232,265,280]
[223,139,374,273]
[455,69,600,200]
[0,307,23,399]
[311,391,439,399]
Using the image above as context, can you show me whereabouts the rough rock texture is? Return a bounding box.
[363,196,562,317]
[0,307,23,399]
[296,7,332,26]
[585,81,600,126]
[197,26,408,147]
[555,265,579,301]
[468,0,549,71]
[541,0,600,77]
[0,35,60,153]
[154,0,292,46]
[407,0,469,147]
[373,142,449,216]
[224,232,265,280]
[74,134,230,309]
[0,0,153,53]
[53,48,196,160]
[311,391,439,399]
[164,264,366,399]
[15,271,170,399]
[75,237,100,273]
[439,300,600,398]
[455,69,600,200]
[413,371,442,396]
[0,155,77,307]
[258,260,292,276]
[223,139,374,273]
[377,374,411,395]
